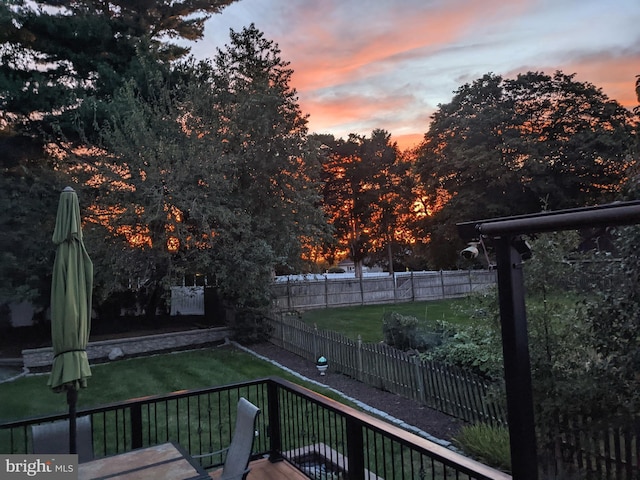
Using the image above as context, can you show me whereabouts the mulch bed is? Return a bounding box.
[247,342,465,444]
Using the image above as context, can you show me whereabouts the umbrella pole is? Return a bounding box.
[67,387,78,455]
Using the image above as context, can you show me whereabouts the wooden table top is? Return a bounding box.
[78,442,208,480]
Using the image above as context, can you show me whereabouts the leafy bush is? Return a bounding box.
[230,307,273,344]
[423,323,504,380]
[382,311,421,350]
[382,311,448,351]
[455,423,511,473]
[578,225,640,416]
[422,290,504,379]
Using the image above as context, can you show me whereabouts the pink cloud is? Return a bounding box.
[300,88,433,138]
[302,95,388,127]
[282,0,528,92]
[206,0,639,150]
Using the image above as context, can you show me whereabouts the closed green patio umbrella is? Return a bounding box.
[47,186,93,455]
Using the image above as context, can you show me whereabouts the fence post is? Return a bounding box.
[440,270,446,299]
[411,271,415,301]
[359,275,364,305]
[412,355,426,404]
[392,271,396,302]
[357,335,363,382]
[325,276,329,308]
[287,278,291,310]
[281,312,286,348]
[313,323,319,361]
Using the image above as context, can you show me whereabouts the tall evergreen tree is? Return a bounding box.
[0,0,237,138]
[210,24,331,283]
[0,134,63,306]
[84,25,329,318]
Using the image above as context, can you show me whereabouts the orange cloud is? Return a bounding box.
[300,89,433,147]
[505,53,640,110]
[571,55,640,109]
[392,132,424,151]
[301,92,414,127]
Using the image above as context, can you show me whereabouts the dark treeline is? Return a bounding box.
[1,1,638,321]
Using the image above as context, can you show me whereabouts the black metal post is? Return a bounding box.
[266,381,283,462]
[345,416,365,480]
[67,387,78,455]
[457,202,640,480]
[494,236,538,480]
[131,404,143,449]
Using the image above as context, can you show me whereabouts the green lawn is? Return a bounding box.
[300,299,475,342]
[0,346,340,423]
[1,298,480,422]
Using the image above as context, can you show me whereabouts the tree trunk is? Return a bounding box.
[354,260,363,278]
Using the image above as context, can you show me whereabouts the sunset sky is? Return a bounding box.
[187,0,640,150]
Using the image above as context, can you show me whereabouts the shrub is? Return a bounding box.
[382,311,450,351]
[423,324,504,380]
[578,226,640,416]
[422,291,503,378]
[230,307,273,344]
[455,423,511,473]
[382,311,422,350]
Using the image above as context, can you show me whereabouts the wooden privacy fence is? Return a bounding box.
[266,313,506,427]
[271,270,497,311]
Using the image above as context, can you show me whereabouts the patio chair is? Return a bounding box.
[193,397,260,480]
[32,415,94,463]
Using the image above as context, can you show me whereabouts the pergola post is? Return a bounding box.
[494,236,537,480]
[457,200,640,480]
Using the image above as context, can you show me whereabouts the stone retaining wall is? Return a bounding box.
[22,327,231,371]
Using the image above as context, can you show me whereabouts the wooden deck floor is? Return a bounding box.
[208,458,309,480]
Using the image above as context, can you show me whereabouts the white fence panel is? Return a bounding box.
[170,286,205,315]
[272,270,496,311]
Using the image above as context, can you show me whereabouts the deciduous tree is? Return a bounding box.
[319,130,415,274]
[416,71,637,266]
[0,0,236,310]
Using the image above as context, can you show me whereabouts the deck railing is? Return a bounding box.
[1,377,509,480]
